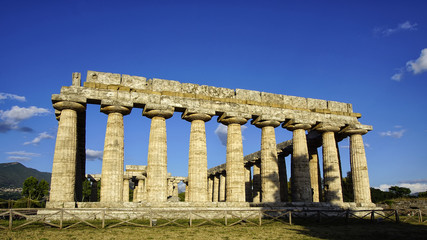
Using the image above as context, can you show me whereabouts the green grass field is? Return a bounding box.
[3,220,427,240]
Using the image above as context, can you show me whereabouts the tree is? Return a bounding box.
[22,176,49,200]
[342,171,354,202]
[81,179,92,202]
[389,186,411,198]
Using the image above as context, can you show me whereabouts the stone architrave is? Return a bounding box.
[143,107,174,203]
[50,101,86,203]
[278,154,288,202]
[347,129,372,204]
[252,163,261,202]
[219,116,248,202]
[308,147,322,202]
[100,105,131,202]
[254,120,281,202]
[219,173,226,202]
[316,124,343,203]
[285,123,313,202]
[183,112,212,202]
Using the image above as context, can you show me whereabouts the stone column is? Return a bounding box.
[219,116,247,202]
[135,177,146,202]
[172,181,179,198]
[317,124,343,203]
[143,107,174,203]
[207,176,214,202]
[50,101,86,203]
[254,120,281,202]
[213,174,219,202]
[184,181,189,202]
[122,177,130,202]
[252,162,261,203]
[183,112,212,202]
[244,164,253,202]
[219,172,226,202]
[348,129,372,204]
[167,178,174,198]
[100,105,131,202]
[285,123,312,202]
[132,179,139,202]
[278,154,288,202]
[308,147,322,202]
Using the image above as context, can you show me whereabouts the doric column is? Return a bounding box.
[219,115,248,202]
[184,180,189,202]
[315,124,343,203]
[122,176,130,202]
[219,172,226,202]
[167,178,174,198]
[100,105,131,202]
[308,147,322,202]
[284,123,312,202]
[254,119,281,202]
[172,181,179,198]
[50,101,86,203]
[244,164,253,202]
[346,128,372,204]
[143,106,174,203]
[213,174,219,202]
[278,154,288,202]
[183,112,212,202]
[132,179,139,202]
[207,176,214,201]
[252,162,261,203]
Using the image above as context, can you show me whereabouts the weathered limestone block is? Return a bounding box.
[87,70,121,85]
[196,85,235,99]
[284,95,308,109]
[260,92,285,104]
[100,105,131,203]
[121,74,147,90]
[307,98,327,110]
[235,89,261,102]
[49,101,85,202]
[147,78,181,92]
[328,100,348,112]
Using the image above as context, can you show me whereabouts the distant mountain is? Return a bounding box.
[0,162,51,188]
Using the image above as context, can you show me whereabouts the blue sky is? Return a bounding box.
[1,0,426,193]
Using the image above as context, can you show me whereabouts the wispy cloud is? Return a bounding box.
[340,143,371,149]
[0,93,26,102]
[6,151,40,161]
[214,124,247,146]
[0,106,49,133]
[391,48,427,81]
[379,129,405,138]
[86,149,103,161]
[375,20,417,37]
[23,132,54,145]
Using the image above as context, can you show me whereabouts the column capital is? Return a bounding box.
[143,106,174,119]
[101,105,131,115]
[312,122,343,132]
[218,112,249,125]
[253,119,281,128]
[339,124,372,136]
[53,101,86,112]
[182,112,212,122]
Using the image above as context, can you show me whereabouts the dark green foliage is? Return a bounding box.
[418,191,427,198]
[342,171,354,202]
[388,186,411,198]
[22,176,49,200]
[0,162,51,188]
[178,192,185,201]
[82,179,92,202]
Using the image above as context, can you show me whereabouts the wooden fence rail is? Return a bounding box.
[0,208,413,231]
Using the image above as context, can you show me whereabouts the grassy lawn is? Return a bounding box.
[3,221,427,240]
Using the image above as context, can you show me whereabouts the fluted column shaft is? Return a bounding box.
[100,106,130,202]
[213,175,219,202]
[309,147,322,202]
[207,176,214,201]
[350,133,372,203]
[144,108,173,203]
[252,163,261,203]
[50,101,85,202]
[184,113,211,202]
[122,178,130,202]
[322,131,343,203]
[255,121,281,202]
[220,116,247,202]
[219,173,226,202]
[288,125,312,202]
[172,181,179,198]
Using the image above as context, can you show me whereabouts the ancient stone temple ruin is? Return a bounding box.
[47,71,373,209]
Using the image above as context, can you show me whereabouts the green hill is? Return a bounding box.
[0,162,51,188]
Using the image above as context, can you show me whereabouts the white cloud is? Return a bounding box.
[379,129,405,138]
[86,149,103,161]
[214,124,248,146]
[378,183,427,193]
[391,69,404,81]
[7,156,31,161]
[406,48,427,74]
[6,151,40,157]
[23,132,54,145]
[0,93,26,102]
[340,143,370,149]
[378,21,417,36]
[0,106,49,133]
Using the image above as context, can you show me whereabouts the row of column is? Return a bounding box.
[49,100,371,205]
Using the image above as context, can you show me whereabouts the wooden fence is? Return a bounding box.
[0,208,415,230]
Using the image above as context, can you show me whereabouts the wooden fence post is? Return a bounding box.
[8,209,12,230]
[101,209,105,229]
[59,208,63,229]
[258,210,262,226]
[289,211,292,225]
